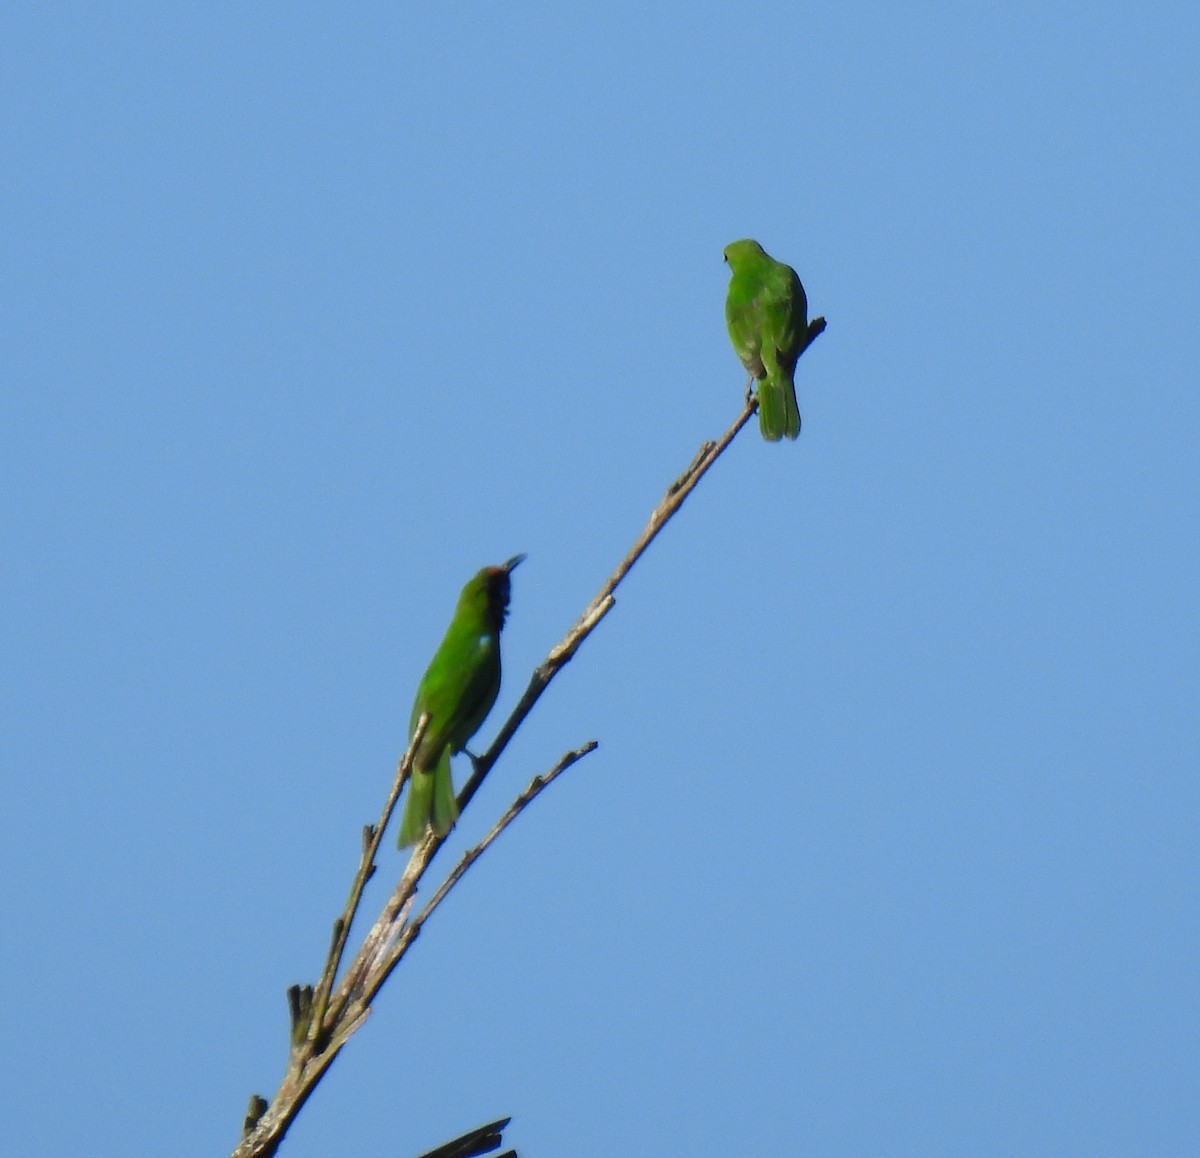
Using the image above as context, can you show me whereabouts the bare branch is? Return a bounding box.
[305,713,430,1045]
[362,743,598,1000]
[230,719,428,1158]
[458,391,762,815]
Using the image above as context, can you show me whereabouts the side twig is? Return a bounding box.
[235,719,430,1158]
[355,742,597,1005]
[304,713,429,1047]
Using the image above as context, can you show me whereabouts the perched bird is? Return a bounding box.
[397,555,524,847]
[724,238,823,441]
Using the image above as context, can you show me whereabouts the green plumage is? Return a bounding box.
[397,555,523,848]
[724,238,820,441]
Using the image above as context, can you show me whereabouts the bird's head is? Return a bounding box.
[474,554,524,630]
[723,238,766,268]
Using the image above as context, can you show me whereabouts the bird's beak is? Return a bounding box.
[502,554,526,573]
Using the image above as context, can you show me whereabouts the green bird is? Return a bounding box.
[724,238,823,441]
[397,555,524,848]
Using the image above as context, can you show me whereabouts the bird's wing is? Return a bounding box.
[410,633,501,756]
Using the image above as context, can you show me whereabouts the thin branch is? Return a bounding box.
[457,385,769,815]
[419,744,597,930]
[302,714,430,1045]
[231,723,427,1158]
[359,743,598,1002]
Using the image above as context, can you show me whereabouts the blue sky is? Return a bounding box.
[3,4,1198,1156]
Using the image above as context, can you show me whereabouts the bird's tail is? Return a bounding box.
[430,746,459,837]
[398,747,459,847]
[757,372,801,441]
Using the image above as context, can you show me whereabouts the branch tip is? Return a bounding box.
[287,984,313,1046]
[242,1095,268,1138]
